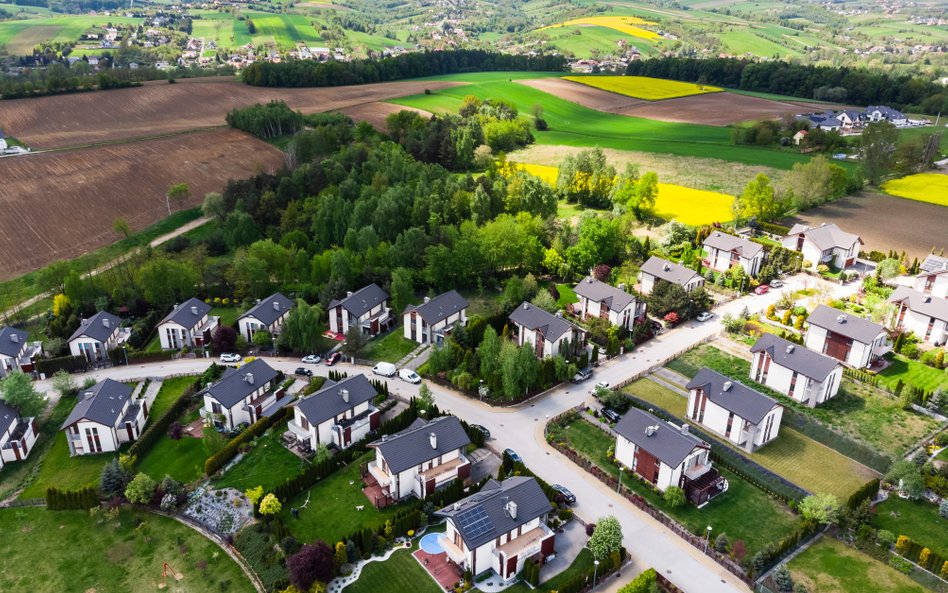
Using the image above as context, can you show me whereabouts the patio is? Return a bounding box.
[362,472,393,509]
[413,547,463,591]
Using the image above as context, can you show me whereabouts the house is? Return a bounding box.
[888,287,948,346]
[366,416,471,504]
[328,284,393,337]
[508,302,586,358]
[638,256,705,296]
[749,334,843,407]
[68,311,126,363]
[288,374,380,451]
[0,129,6,151]
[61,379,147,456]
[403,290,469,345]
[913,254,948,299]
[686,368,783,453]
[702,231,764,277]
[866,105,907,126]
[436,477,555,581]
[0,326,40,378]
[804,305,890,369]
[202,359,284,431]
[818,117,842,132]
[572,277,646,330]
[156,298,219,350]
[237,292,294,342]
[781,223,862,270]
[0,400,38,469]
[614,407,727,506]
[792,130,808,146]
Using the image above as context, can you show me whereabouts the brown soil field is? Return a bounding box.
[0,129,284,280]
[518,78,647,112]
[783,191,948,260]
[0,78,464,149]
[338,102,432,131]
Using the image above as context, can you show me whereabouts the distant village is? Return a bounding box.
[795,105,934,137]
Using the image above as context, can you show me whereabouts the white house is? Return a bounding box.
[366,416,471,505]
[288,374,380,451]
[686,368,783,453]
[156,298,219,350]
[68,311,127,363]
[792,130,808,146]
[750,333,843,407]
[435,477,555,581]
[0,326,41,378]
[0,129,6,151]
[403,290,469,345]
[61,379,148,456]
[804,305,891,369]
[913,254,948,299]
[702,231,764,277]
[572,277,645,331]
[237,292,294,343]
[781,223,862,270]
[202,359,285,431]
[614,407,727,506]
[508,302,586,358]
[638,256,705,296]
[866,105,907,126]
[0,400,38,469]
[889,287,948,346]
[328,284,392,337]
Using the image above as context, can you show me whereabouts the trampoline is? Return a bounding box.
[419,533,445,554]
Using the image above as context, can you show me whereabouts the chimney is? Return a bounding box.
[84,391,94,400]
[786,344,795,354]
[663,263,671,272]
[424,296,431,304]
[506,501,518,520]
[680,424,689,436]
[346,291,354,298]
[454,502,461,511]
[102,317,110,328]
[723,381,733,391]
[245,373,254,384]
[273,301,280,311]
[523,303,529,310]
[836,315,847,324]
[923,296,931,303]
[587,277,594,284]
[341,388,349,403]
[555,311,563,318]
[191,305,199,315]
[429,431,437,449]
[618,283,626,291]
[9,333,17,343]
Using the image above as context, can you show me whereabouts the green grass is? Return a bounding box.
[621,378,688,416]
[533,24,659,58]
[136,434,207,484]
[361,329,417,363]
[871,497,948,559]
[344,525,447,593]
[0,15,143,54]
[877,355,948,394]
[555,283,579,308]
[19,429,116,498]
[210,306,240,328]
[150,376,198,418]
[0,507,253,593]
[485,549,596,593]
[215,427,308,493]
[0,394,73,500]
[788,537,925,593]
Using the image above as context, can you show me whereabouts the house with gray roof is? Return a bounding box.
[750,333,843,407]
[68,311,128,363]
[202,358,285,431]
[366,416,471,504]
[0,326,40,378]
[288,373,380,451]
[686,368,783,453]
[913,254,948,299]
[0,399,38,469]
[61,379,147,456]
[156,298,219,350]
[403,290,469,345]
[508,302,586,358]
[572,277,645,330]
[781,223,862,270]
[328,284,392,338]
[435,476,555,581]
[804,305,890,369]
[702,231,764,277]
[614,407,726,506]
[866,105,907,126]
[237,292,294,343]
[638,256,705,296]
[889,286,948,346]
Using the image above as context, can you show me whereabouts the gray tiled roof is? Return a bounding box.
[159,298,212,331]
[204,358,280,409]
[371,416,471,474]
[640,256,702,287]
[807,305,886,344]
[889,286,948,322]
[508,302,579,342]
[61,378,134,429]
[328,284,389,318]
[435,477,552,550]
[238,292,294,327]
[786,223,861,252]
[750,333,841,381]
[0,326,28,359]
[406,290,469,324]
[702,231,763,260]
[686,368,779,424]
[918,255,948,275]
[295,373,378,426]
[0,399,20,436]
[68,311,121,343]
[573,277,636,313]
[614,408,708,468]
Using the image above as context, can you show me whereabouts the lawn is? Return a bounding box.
[136,433,207,484]
[877,355,948,393]
[556,283,579,308]
[621,378,688,416]
[0,394,73,500]
[344,525,447,593]
[485,549,596,593]
[871,497,948,559]
[150,376,198,418]
[882,173,948,207]
[210,306,240,328]
[0,507,253,593]
[19,429,116,499]
[788,537,925,593]
[215,427,308,493]
[361,329,417,363]
[563,75,723,101]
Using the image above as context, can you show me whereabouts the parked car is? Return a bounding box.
[295,367,313,377]
[372,362,397,377]
[552,484,576,505]
[301,354,321,364]
[601,407,621,423]
[754,284,770,295]
[504,448,523,464]
[325,352,342,366]
[573,368,593,383]
[471,424,491,439]
[219,353,241,363]
[398,369,421,384]
[696,311,713,322]
[770,279,784,288]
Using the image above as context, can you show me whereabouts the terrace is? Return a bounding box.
[496,524,554,561]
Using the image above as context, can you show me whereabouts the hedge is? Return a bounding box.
[895,534,947,575]
[36,355,87,375]
[107,348,179,365]
[46,486,99,510]
[127,377,200,462]
[759,222,790,236]
[618,568,657,593]
[846,478,880,509]
[749,520,822,579]
[204,406,292,476]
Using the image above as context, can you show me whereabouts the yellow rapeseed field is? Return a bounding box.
[881,173,948,207]
[517,163,559,185]
[563,75,723,101]
[538,16,661,41]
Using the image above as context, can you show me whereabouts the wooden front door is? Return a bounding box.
[126,422,134,441]
[425,478,435,497]
[633,448,660,484]
[506,554,518,579]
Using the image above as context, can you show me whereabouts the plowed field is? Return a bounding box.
[338,102,432,131]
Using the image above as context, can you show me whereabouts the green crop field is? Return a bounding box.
[534,23,658,58]
[0,15,143,54]
[190,10,327,51]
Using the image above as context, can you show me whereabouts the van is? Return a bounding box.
[398,369,421,384]
[372,362,397,377]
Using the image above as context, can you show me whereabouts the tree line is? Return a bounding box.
[226,101,304,140]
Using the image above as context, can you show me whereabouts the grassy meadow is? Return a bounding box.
[0,15,142,54]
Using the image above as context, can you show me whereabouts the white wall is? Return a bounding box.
[69,421,119,455]
[751,352,842,407]
[688,389,780,451]
[404,308,468,344]
[294,400,372,450]
[897,308,948,346]
[639,273,657,296]
[69,337,107,361]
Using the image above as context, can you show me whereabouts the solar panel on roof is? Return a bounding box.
[457,506,493,540]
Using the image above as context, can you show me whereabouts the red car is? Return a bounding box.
[754,285,770,295]
[325,351,342,366]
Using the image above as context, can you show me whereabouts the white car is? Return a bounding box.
[301,354,321,364]
[770,279,784,288]
[398,369,422,384]
[372,362,397,377]
[219,353,241,363]
[696,312,713,322]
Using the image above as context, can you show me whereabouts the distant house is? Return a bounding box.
[866,106,907,126]
[638,256,705,296]
[508,302,586,358]
[61,379,147,456]
[0,129,7,151]
[781,223,862,270]
[572,277,645,330]
[686,368,783,453]
[792,130,808,146]
[750,334,843,407]
[435,477,555,581]
[913,254,948,299]
[702,231,764,277]
[202,359,284,431]
[156,298,219,350]
[888,287,948,346]
[614,407,726,506]
[237,292,294,342]
[288,374,380,450]
[68,311,126,363]
[0,400,38,469]
[804,305,890,369]
[366,416,471,504]
[0,326,40,378]
[328,284,392,337]
[403,290,469,345]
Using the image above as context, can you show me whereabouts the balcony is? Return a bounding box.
[417,454,470,487]
[334,405,377,433]
[494,524,554,563]
[683,461,712,481]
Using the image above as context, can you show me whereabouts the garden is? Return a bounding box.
[343,524,446,593]
[787,537,926,593]
[214,425,309,493]
[359,329,418,363]
[871,497,948,559]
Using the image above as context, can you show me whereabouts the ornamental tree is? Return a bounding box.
[125,472,157,504]
[798,493,839,525]
[0,371,45,418]
[587,515,623,561]
[245,486,264,506]
[287,541,335,590]
[259,493,282,516]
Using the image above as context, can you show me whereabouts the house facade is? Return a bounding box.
[804,305,890,369]
[913,255,948,299]
[638,256,705,296]
[508,302,586,358]
[614,407,727,506]
[328,284,393,337]
[237,292,294,342]
[0,400,38,469]
[781,223,862,270]
[750,333,843,407]
[436,477,555,581]
[157,298,219,350]
[889,287,948,346]
[702,231,764,277]
[68,311,126,363]
[288,374,380,451]
[403,290,469,345]
[686,368,783,453]
[0,326,39,378]
[202,359,284,431]
[572,277,645,331]
[61,379,147,456]
[366,416,471,505]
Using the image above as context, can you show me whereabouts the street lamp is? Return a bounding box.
[704,525,713,554]
[122,345,128,366]
[592,559,600,587]
[617,466,624,493]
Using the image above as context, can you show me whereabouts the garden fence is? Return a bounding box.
[0,498,44,509]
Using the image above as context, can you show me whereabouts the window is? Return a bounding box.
[211,402,222,414]
[724,412,735,439]
[85,426,102,453]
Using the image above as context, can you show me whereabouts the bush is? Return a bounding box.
[617,568,656,593]
[45,486,99,510]
[125,472,157,504]
[663,486,686,508]
[772,565,793,592]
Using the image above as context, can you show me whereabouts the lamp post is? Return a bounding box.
[122,345,128,366]
[704,525,713,554]
[617,466,624,493]
[593,559,600,588]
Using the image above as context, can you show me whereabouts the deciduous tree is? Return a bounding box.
[0,371,45,417]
